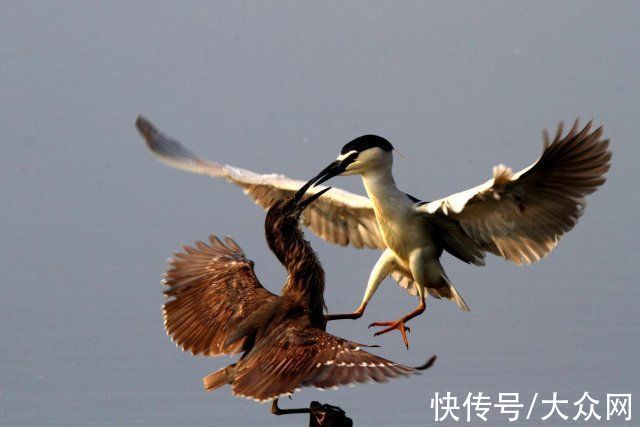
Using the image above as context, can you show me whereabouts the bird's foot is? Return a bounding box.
[368,320,411,349]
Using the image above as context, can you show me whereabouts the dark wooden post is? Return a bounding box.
[309,401,353,427]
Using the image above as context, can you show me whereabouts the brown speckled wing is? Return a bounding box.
[231,318,424,402]
[162,234,277,356]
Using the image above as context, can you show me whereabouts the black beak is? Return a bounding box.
[291,152,356,210]
[307,152,358,189]
[292,174,320,205]
[310,160,346,188]
[291,175,332,210]
[296,186,332,210]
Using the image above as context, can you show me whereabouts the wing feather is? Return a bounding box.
[136,116,384,249]
[421,120,611,265]
[163,234,277,356]
[231,319,428,402]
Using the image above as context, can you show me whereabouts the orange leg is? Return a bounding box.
[369,297,426,349]
[324,302,367,322]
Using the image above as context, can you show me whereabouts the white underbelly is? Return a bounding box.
[369,191,436,263]
[379,214,434,262]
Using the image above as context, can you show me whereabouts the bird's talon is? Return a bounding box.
[368,320,411,348]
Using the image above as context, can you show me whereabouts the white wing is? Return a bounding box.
[136,116,384,250]
[420,120,611,265]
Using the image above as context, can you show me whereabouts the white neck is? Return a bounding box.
[361,164,406,214]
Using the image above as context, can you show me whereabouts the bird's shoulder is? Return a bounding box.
[404,192,430,207]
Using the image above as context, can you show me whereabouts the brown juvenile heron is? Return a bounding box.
[161,179,435,416]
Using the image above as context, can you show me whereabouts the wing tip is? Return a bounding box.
[415,355,437,371]
[135,115,156,141]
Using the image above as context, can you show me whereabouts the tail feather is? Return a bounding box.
[203,364,235,392]
[441,272,470,312]
[393,270,470,312]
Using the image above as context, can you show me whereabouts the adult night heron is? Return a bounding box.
[306,120,610,347]
[161,180,435,415]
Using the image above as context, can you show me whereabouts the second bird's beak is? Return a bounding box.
[292,176,332,210]
[296,186,332,210]
[292,152,357,209]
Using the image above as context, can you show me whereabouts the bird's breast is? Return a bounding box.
[377,210,434,260]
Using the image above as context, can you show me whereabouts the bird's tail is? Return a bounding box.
[203,364,236,392]
[441,272,470,312]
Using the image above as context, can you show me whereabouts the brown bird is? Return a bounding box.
[161,179,435,416]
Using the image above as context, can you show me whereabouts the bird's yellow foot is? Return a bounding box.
[368,320,411,349]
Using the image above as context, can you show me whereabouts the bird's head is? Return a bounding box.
[265,181,331,265]
[265,179,332,232]
[308,135,394,186]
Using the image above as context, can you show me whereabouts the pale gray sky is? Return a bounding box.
[1,1,638,425]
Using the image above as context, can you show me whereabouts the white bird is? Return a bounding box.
[136,117,611,348]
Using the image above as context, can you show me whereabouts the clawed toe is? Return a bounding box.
[368,320,411,349]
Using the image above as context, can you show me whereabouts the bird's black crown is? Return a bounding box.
[341,135,393,155]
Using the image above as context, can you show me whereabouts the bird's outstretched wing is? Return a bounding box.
[230,318,434,402]
[136,116,384,249]
[163,234,277,356]
[419,120,611,265]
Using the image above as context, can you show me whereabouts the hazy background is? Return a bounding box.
[2,1,638,425]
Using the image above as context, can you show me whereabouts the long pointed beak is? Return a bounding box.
[293,153,355,208]
[295,186,333,210]
[308,160,348,188]
[292,174,322,205]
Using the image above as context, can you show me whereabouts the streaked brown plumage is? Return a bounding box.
[161,182,434,411]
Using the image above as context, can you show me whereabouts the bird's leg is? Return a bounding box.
[369,249,436,348]
[368,296,426,349]
[326,249,394,325]
[325,250,394,323]
[324,302,367,322]
[271,398,312,415]
[271,398,326,416]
